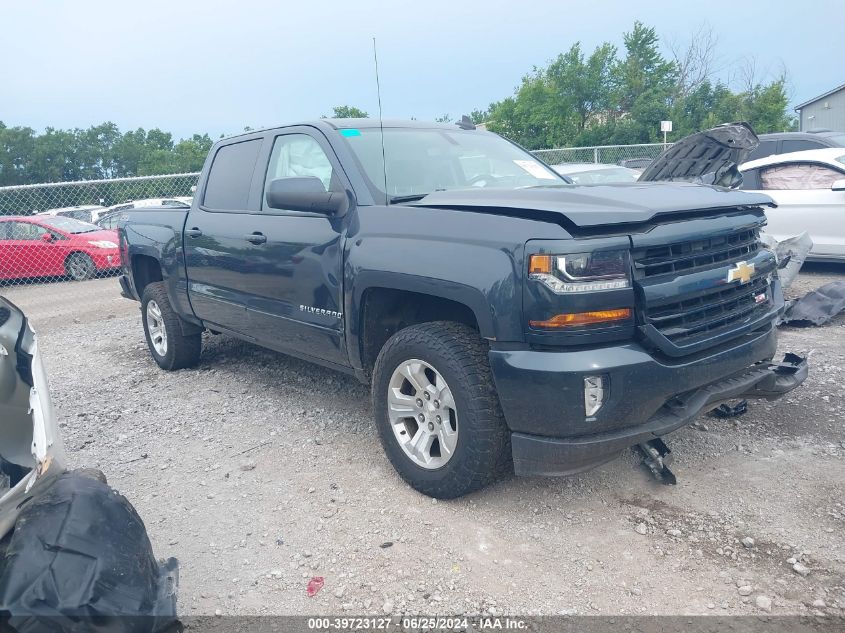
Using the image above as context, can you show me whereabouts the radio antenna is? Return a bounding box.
[372,37,389,204]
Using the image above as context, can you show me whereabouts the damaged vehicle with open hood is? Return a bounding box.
[117,118,808,499]
[0,297,177,632]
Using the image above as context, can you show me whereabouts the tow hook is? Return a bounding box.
[635,438,677,485]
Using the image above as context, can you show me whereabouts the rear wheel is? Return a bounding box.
[65,253,95,281]
[141,282,201,370]
[372,321,511,499]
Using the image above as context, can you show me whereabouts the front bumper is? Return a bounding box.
[90,250,121,271]
[489,323,808,477]
[509,353,807,476]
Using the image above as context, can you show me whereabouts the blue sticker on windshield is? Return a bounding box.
[340,129,361,137]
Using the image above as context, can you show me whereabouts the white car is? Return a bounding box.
[740,148,845,261]
[551,163,641,184]
[36,204,108,223]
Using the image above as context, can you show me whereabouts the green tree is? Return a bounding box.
[477,22,792,149]
[325,105,369,118]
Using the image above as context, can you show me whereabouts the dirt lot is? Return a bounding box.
[3,266,844,617]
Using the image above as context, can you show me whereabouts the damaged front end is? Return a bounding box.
[0,298,65,537]
[0,297,178,633]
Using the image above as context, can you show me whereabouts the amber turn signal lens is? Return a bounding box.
[528,254,552,275]
[529,308,632,329]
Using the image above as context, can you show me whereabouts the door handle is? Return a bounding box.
[185,228,203,238]
[244,232,267,245]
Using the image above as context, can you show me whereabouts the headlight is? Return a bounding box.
[528,250,630,293]
[88,240,118,249]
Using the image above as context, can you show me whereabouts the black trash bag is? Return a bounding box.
[782,281,845,327]
[0,472,178,633]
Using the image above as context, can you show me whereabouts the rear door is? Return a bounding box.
[750,161,845,258]
[183,137,265,332]
[239,128,348,366]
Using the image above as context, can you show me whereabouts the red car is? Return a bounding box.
[0,215,120,282]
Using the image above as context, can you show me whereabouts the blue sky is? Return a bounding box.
[2,0,840,139]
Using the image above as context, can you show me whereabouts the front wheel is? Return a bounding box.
[141,282,201,370]
[65,253,95,281]
[372,321,511,499]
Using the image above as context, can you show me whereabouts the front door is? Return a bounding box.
[240,130,348,366]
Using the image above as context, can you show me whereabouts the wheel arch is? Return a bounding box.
[130,254,164,298]
[349,275,493,378]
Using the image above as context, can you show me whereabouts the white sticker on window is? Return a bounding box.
[513,160,557,180]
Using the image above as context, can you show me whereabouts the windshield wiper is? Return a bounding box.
[389,193,431,204]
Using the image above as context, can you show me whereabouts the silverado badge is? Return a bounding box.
[727,261,755,284]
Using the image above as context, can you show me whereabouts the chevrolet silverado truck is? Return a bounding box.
[117,119,808,498]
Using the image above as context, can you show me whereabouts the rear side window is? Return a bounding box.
[203,139,262,211]
[782,139,825,153]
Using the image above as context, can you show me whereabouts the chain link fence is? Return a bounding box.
[0,141,671,289]
[533,143,670,169]
[0,173,199,288]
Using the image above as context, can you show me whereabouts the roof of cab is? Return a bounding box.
[221,118,475,142]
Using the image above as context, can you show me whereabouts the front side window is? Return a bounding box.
[760,163,844,190]
[3,222,49,240]
[263,134,336,205]
[748,140,777,161]
[203,138,262,211]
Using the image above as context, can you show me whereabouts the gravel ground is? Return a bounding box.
[2,264,844,617]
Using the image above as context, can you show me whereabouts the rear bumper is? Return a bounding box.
[510,353,807,476]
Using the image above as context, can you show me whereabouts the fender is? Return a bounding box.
[343,218,529,371]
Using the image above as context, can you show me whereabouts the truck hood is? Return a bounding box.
[408,182,774,229]
[638,122,759,188]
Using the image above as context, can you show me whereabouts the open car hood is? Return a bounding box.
[408,182,774,229]
[638,122,759,188]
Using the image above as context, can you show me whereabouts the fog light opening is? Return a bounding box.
[584,375,606,418]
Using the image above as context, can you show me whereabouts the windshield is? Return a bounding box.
[40,216,99,234]
[339,127,565,201]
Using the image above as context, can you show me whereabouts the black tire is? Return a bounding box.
[141,282,201,370]
[372,321,511,499]
[65,252,95,281]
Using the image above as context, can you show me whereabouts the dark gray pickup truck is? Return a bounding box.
[118,119,807,498]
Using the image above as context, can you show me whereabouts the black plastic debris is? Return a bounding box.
[709,400,749,419]
[781,281,845,327]
[0,471,178,633]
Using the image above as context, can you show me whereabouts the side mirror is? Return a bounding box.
[832,179,845,192]
[265,177,348,215]
[41,233,53,243]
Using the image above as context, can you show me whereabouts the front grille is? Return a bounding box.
[633,227,760,278]
[645,275,771,345]
[634,225,774,353]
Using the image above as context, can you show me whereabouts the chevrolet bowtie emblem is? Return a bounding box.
[727,261,755,284]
